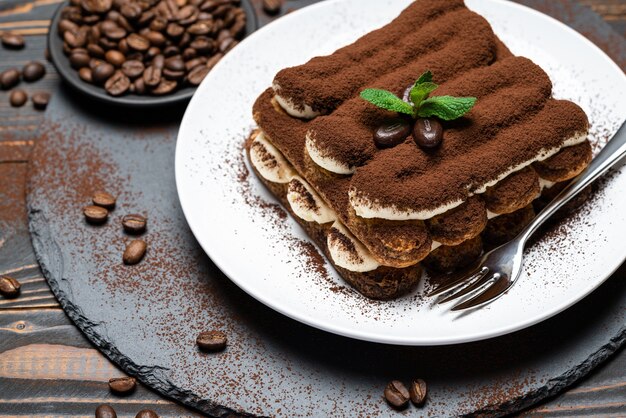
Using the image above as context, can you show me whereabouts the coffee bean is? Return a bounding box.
[177,5,199,24]
[22,61,46,82]
[108,376,136,394]
[122,214,147,234]
[146,46,161,60]
[218,37,233,53]
[152,54,165,69]
[58,19,79,35]
[84,205,108,224]
[120,2,142,20]
[151,78,176,95]
[189,36,213,53]
[412,117,443,149]
[118,38,129,54]
[32,92,50,110]
[150,17,168,32]
[87,43,105,57]
[9,89,27,107]
[81,0,112,14]
[105,70,130,96]
[1,33,25,49]
[166,22,185,38]
[104,25,127,41]
[182,47,197,60]
[163,68,185,80]
[262,0,282,15]
[93,62,115,84]
[145,31,166,47]
[196,330,227,351]
[92,191,116,209]
[95,404,117,418]
[164,55,185,71]
[133,77,146,94]
[64,29,87,48]
[384,380,410,409]
[0,69,20,90]
[205,52,222,70]
[138,10,156,26]
[185,56,206,71]
[163,45,180,57]
[121,60,145,78]
[188,21,211,35]
[70,50,91,69]
[229,17,245,38]
[105,49,126,67]
[409,379,427,406]
[373,118,412,149]
[98,36,118,50]
[0,276,21,298]
[143,66,161,87]
[187,65,209,85]
[135,410,159,418]
[79,67,93,83]
[123,239,147,264]
[127,33,150,51]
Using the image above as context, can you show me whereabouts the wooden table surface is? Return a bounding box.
[0,1,624,417]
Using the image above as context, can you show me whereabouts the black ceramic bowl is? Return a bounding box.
[48,1,257,108]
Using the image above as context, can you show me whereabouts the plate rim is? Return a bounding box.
[175,0,626,346]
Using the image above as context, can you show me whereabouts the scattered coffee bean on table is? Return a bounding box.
[0,69,20,90]
[84,205,109,224]
[409,379,427,406]
[22,61,46,82]
[123,239,147,265]
[0,276,21,298]
[1,32,25,49]
[108,376,137,394]
[135,410,159,418]
[384,380,410,409]
[196,330,227,351]
[57,0,247,97]
[31,92,50,110]
[263,0,283,15]
[92,191,116,210]
[95,404,117,418]
[9,89,27,107]
[122,214,147,234]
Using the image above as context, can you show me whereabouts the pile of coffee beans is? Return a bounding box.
[383,379,427,410]
[57,0,247,97]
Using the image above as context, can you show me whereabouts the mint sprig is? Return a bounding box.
[360,71,476,121]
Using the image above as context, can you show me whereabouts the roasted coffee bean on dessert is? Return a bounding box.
[84,205,109,224]
[0,69,20,90]
[123,239,147,265]
[22,61,46,82]
[374,118,412,148]
[9,89,27,107]
[92,191,116,209]
[409,379,427,406]
[108,376,137,394]
[56,0,247,97]
[1,32,25,49]
[196,330,227,351]
[31,92,51,110]
[122,214,147,234]
[135,410,159,418]
[95,404,117,418]
[384,380,410,409]
[413,117,443,149]
[0,276,21,298]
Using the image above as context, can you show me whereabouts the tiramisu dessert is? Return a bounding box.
[246,0,592,299]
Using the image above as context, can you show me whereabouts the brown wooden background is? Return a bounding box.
[0,0,624,416]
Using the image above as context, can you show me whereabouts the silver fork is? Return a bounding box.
[428,120,626,311]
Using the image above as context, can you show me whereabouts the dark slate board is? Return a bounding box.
[27,1,626,417]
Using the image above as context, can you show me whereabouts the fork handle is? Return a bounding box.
[519,120,626,243]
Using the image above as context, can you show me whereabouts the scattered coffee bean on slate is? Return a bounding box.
[108,376,136,394]
[135,410,159,418]
[263,0,282,15]
[92,191,116,209]
[384,380,410,409]
[95,404,117,418]
[84,205,109,224]
[373,118,412,149]
[1,33,25,49]
[32,92,50,110]
[9,89,27,107]
[122,214,147,234]
[196,330,227,351]
[409,379,427,406]
[123,239,147,265]
[413,117,443,149]
[0,69,20,90]
[0,276,21,298]
[22,61,46,82]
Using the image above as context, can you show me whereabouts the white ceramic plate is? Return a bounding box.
[176,0,626,345]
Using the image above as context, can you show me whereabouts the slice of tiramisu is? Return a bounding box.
[247,0,591,299]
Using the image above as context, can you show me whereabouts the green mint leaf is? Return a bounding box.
[409,81,438,106]
[360,89,415,116]
[415,70,433,85]
[416,96,477,120]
